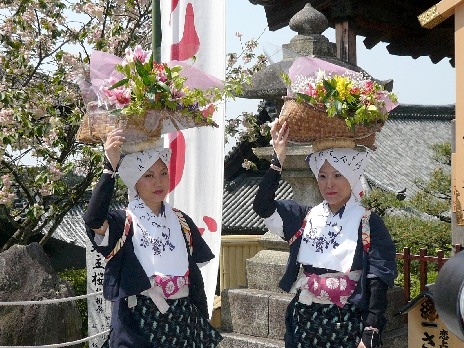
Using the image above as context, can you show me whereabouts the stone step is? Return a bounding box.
[221,287,407,347]
[221,288,293,340]
[219,332,285,348]
[246,249,288,293]
[218,327,408,348]
[221,285,405,338]
[382,325,408,348]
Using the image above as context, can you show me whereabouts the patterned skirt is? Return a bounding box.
[104,294,222,347]
[285,296,363,348]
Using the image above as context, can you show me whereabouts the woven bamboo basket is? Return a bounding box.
[278,98,384,150]
[77,101,215,153]
[77,102,171,153]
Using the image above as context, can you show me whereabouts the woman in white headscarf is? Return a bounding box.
[83,128,222,348]
[253,122,397,348]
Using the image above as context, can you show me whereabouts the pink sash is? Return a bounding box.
[154,271,190,298]
[303,272,358,308]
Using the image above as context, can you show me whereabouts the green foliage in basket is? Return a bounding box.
[281,70,398,130]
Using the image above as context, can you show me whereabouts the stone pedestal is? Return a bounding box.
[221,245,407,347]
[253,145,322,206]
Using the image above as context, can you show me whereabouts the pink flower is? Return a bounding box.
[2,175,12,188]
[170,87,185,100]
[362,80,374,94]
[350,86,360,96]
[153,62,168,82]
[100,76,131,108]
[201,104,216,119]
[305,84,318,97]
[124,45,151,65]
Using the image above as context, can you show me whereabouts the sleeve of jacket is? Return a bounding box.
[180,210,213,318]
[253,168,309,240]
[253,168,282,218]
[83,156,118,229]
[368,212,397,287]
[363,212,398,331]
[83,170,126,257]
[83,172,115,230]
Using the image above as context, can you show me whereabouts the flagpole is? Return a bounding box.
[152,0,162,61]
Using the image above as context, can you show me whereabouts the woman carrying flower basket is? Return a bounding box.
[83,128,222,347]
[253,120,397,348]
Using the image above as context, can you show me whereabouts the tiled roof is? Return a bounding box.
[249,0,454,66]
[366,116,451,196]
[52,203,125,249]
[222,175,292,234]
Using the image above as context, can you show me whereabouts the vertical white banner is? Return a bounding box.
[86,241,111,347]
[160,0,225,317]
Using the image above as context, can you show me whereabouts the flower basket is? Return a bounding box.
[76,47,226,153]
[77,101,215,153]
[277,98,384,151]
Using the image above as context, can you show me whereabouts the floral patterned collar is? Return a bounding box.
[297,196,365,272]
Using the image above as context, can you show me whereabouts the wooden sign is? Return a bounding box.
[408,297,464,347]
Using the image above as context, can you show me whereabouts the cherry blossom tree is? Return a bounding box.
[0,0,156,251]
[0,1,267,251]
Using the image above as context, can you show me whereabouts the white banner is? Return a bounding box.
[160,0,226,317]
[86,240,111,348]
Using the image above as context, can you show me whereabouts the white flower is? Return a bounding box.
[340,295,350,304]
[325,277,340,289]
[316,69,327,81]
[177,277,186,288]
[318,290,330,301]
[339,278,348,291]
[165,281,175,295]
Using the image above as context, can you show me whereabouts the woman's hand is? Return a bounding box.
[104,128,125,171]
[357,341,367,348]
[270,120,290,166]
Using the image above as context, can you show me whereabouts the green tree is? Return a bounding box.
[410,142,451,222]
[362,141,452,255]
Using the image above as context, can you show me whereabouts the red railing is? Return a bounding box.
[396,244,462,302]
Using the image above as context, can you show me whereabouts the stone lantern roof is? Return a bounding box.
[241,4,393,102]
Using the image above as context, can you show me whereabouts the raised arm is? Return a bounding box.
[83,128,125,235]
[252,121,289,218]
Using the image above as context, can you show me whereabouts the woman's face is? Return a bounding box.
[317,160,352,213]
[135,159,170,213]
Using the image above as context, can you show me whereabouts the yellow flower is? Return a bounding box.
[334,76,351,100]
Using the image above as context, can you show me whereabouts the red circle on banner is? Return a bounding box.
[168,131,186,192]
[203,216,218,232]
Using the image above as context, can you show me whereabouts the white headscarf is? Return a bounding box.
[119,147,172,201]
[298,147,370,272]
[118,147,188,277]
[305,147,370,201]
